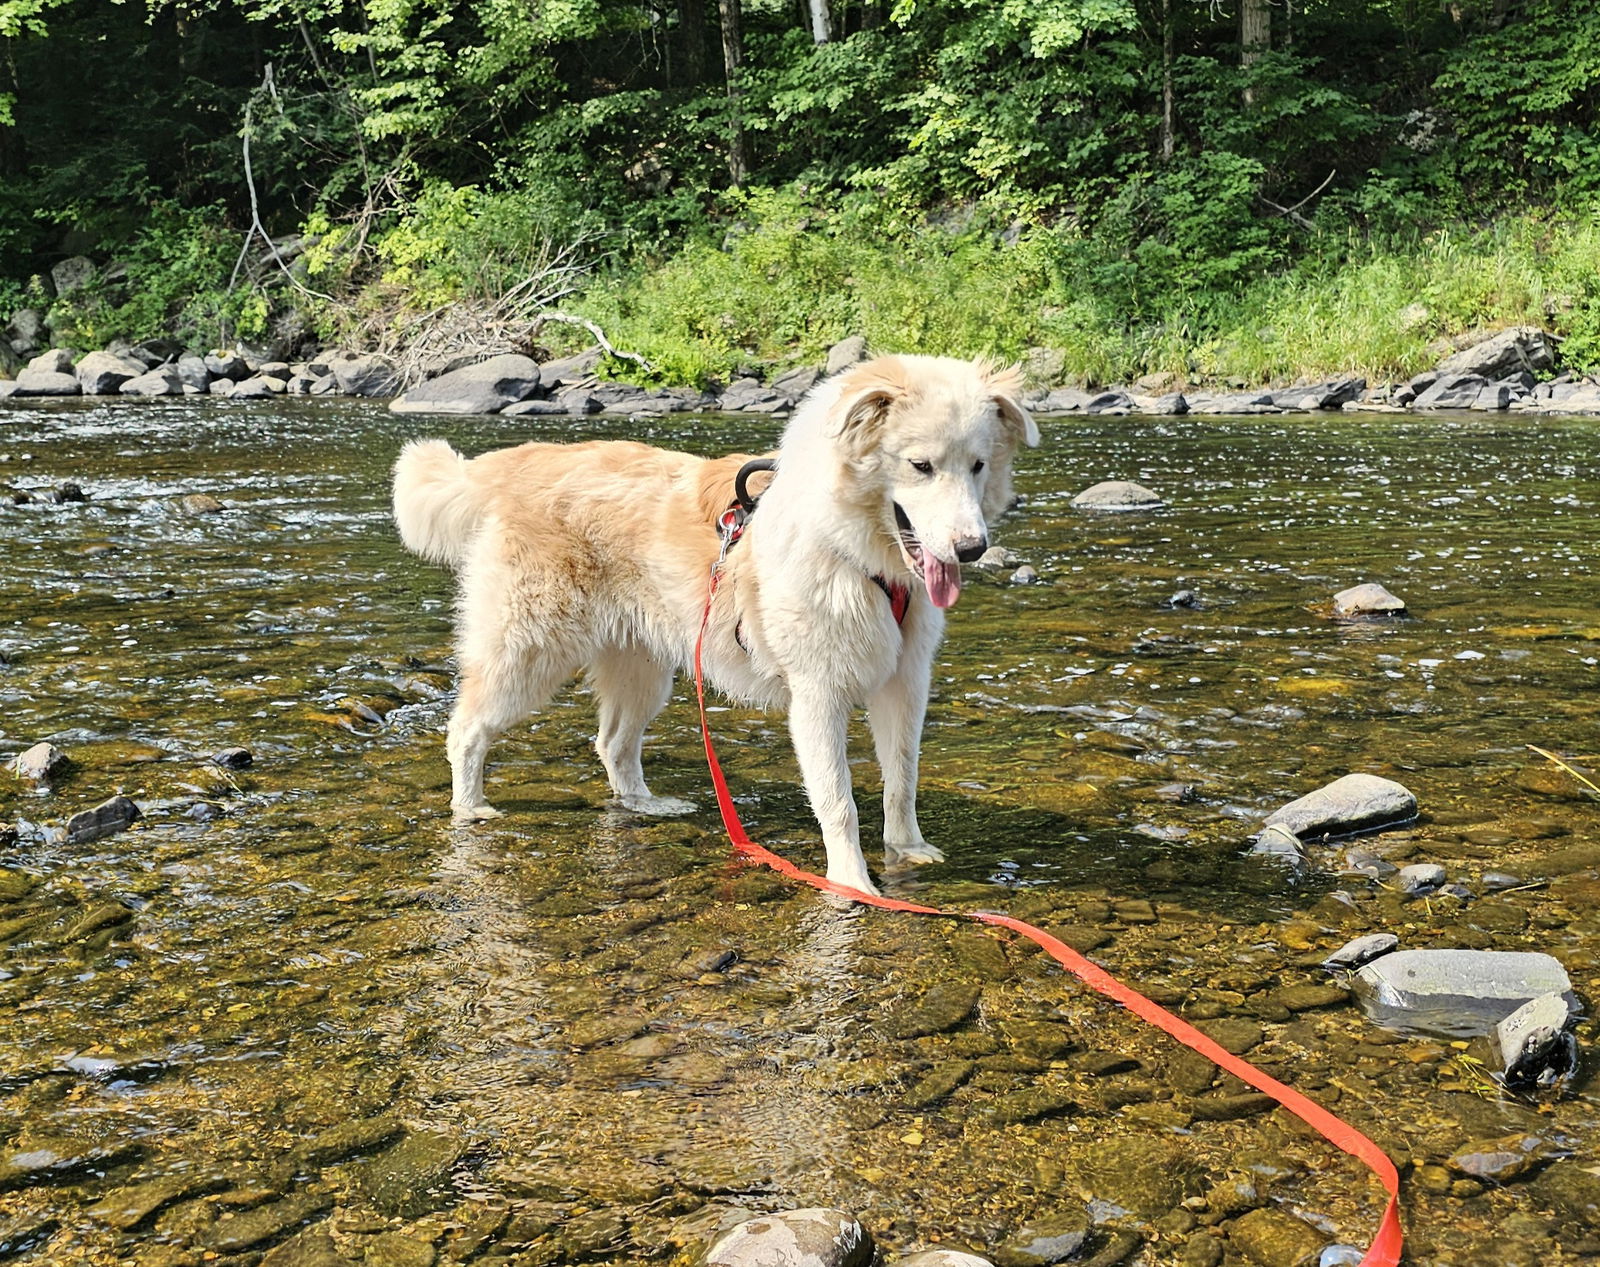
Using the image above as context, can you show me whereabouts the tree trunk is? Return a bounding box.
[718,0,747,185]
[807,0,833,44]
[681,0,708,86]
[1159,0,1174,161]
[1240,0,1269,105]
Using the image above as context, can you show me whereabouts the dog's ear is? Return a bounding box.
[982,360,1039,449]
[832,356,909,452]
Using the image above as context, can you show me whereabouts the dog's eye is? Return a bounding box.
[972,460,985,474]
[910,459,934,475]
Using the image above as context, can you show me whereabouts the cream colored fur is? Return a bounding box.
[392,354,1037,894]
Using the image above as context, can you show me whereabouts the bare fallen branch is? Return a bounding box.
[530,312,654,373]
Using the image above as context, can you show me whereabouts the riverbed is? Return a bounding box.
[1,397,1597,1266]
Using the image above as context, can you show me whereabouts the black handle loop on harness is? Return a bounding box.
[734,458,777,513]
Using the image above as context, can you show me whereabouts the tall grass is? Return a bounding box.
[568,191,1600,387]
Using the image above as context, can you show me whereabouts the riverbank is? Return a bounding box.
[4,325,1599,420]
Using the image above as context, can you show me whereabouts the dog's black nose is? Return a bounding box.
[954,535,988,563]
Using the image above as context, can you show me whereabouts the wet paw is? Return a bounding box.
[885,839,945,866]
[616,793,697,817]
[452,802,504,824]
[826,869,881,899]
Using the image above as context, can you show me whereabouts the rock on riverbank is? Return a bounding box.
[6,325,1600,417]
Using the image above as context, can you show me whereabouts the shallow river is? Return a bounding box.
[1,397,1597,1267]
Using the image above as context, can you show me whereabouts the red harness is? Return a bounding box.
[717,495,911,643]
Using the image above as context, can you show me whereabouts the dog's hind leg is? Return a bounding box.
[590,643,695,816]
[447,648,574,824]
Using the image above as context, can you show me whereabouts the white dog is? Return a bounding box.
[392,354,1037,894]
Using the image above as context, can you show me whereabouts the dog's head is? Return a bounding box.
[831,354,1039,609]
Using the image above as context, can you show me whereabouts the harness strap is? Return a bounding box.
[691,569,1402,1267]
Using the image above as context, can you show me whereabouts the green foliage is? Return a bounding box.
[1433,0,1600,197]
[576,188,1060,384]
[44,202,270,349]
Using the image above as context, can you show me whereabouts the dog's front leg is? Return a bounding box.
[868,646,943,868]
[787,684,878,895]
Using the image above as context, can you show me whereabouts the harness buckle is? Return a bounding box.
[715,504,747,568]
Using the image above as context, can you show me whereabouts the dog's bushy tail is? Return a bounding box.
[392,438,482,567]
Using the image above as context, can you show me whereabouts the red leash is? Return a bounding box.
[692,569,1402,1266]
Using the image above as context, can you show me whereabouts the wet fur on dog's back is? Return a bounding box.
[393,354,1037,893]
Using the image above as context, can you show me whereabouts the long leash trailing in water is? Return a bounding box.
[691,544,1403,1266]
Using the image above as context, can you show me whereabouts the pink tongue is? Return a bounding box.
[924,555,963,608]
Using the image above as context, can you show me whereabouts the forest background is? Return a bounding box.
[1,0,1598,388]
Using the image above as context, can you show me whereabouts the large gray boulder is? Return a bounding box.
[329,352,399,397]
[1436,326,1556,380]
[50,256,97,296]
[1413,373,1487,409]
[717,377,789,413]
[14,365,81,396]
[1027,386,1093,413]
[5,308,45,354]
[119,368,184,396]
[390,353,542,415]
[825,335,867,375]
[1352,949,1574,1037]
[536,347,603,389]
[1267,377,1367,410]
[75,350,146,395]
[174,355,213,392]
[205,351,251,380]
[705,1208,874,1267]
[1084,390,1136,415]
[1263,772,1416,839]
[27,348,76,376]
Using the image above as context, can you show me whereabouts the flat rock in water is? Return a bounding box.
[1448,1131,1554,1183]
[356,1129,467,1217]
[390,353,542,415]
[1352,948,1574,1036]
[1263,773,1417,839]
[1397,862,1447,895]
[179,493,226,516]
[0,1138,142,1191]
[65,794,142,845]
[898,1253,997,1267]
[705,1207,874,1267]
[993,1209,1091,1266]
[1070,480,1165,511]
[201,1191,332,1253]
[884,981,982,1038]
[9,742,65,785]
[1322,932,1398,971]
[1228,1206,1327,1267]
[87,1171,226,1230]
[1331,582,1407,616]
